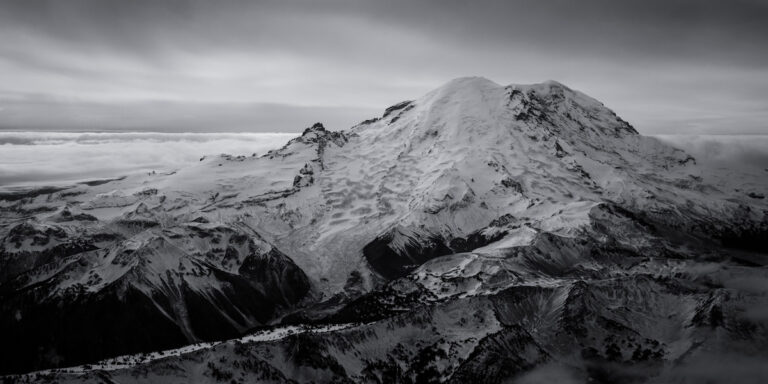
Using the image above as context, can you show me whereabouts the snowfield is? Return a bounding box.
[26,323,359,375]
[2,77,767,383]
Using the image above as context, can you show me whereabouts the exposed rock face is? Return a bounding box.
[2,77,767,382]
[363,226,454,280]
[0,222,311,374]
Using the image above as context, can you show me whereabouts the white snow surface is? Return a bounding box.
[3,76,768,382]
[2,76,766,299]
[26,323,358,376]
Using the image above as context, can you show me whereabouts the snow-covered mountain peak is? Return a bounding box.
[349,77,685,201]
[423,76,501,98]
[2,77,767,378]
[356,77,638,148]
[301,122,329,136]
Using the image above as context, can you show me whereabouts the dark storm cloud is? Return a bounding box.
[1,0,767,133]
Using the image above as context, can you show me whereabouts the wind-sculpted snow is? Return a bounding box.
[2,77,768,381]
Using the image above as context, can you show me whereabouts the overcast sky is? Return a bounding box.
[1,0,767,134]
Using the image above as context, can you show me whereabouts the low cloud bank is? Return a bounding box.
[0,131,295,187]
[2,132,766,188]
[653,134,768,171]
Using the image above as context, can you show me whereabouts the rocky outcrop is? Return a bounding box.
[0,225,310,374]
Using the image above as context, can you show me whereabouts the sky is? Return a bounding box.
[0,0,767,134]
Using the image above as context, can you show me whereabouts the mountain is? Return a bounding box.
[2,77,767,383]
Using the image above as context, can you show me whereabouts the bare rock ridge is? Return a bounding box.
[1,77,767,382]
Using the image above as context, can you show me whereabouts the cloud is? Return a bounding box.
[515,362,583,384]
[1,0,767,134]
[650,352,768,384]
[0,131,296,187]
[0,97,379,133]
[653,134,768,170]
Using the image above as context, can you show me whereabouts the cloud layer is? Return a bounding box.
[0,131,295,187]
[1,0,767,134]
[2,131,766,189]
[653,134,768,171]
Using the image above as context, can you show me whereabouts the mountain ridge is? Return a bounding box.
[2,77,767,382]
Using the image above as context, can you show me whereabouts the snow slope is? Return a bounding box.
[2,77,767,381]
